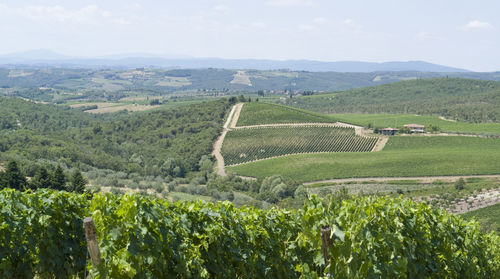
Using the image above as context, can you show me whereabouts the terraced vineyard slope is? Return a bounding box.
[222,126,378,165]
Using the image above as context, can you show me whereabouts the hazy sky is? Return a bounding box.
[0,0,498,71]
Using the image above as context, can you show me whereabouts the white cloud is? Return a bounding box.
[251,22,267,28]
[18,5,110,24]
[464,20,493,30]
[13,5,137,26]
[113,18,132,25]
[342,18,362,31]
[298,24,315,31]
[415,31,445,41]
[213,4,230,13]
[313,17,327,24]
[126,3,143,11]
[226,23,243,32]
[267,0,313,7]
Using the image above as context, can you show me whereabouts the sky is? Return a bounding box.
[0,0,498,71]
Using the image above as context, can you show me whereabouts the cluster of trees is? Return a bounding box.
[285,78,500,123]
[0,97,234,178]
[0,160,87,193]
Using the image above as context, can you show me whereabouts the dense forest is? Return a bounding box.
[0,97,233,178]
[283,78,500,123]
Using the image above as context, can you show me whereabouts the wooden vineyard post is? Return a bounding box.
[321,227,331,273]
[83,217,101,267]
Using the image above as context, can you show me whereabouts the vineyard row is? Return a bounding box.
[222,126,379,165]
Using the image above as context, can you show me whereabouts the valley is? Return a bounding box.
[3,69,500,277]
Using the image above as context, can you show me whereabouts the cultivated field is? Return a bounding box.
[86,104,159,114]
[230,71,252,86]
[222,126,378,165]
[228,136,500,182]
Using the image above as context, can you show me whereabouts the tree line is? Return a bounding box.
[0,160,87,193]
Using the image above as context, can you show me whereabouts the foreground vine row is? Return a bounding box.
[1,189,499,278]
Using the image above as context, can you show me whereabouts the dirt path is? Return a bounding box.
[212,103,242,176]
[399,133,496,138]
[234,122,365,130]
[224,104,238,129]
[439,116,457,122]
[303,174,500,186]
[372,136,389,151]
[229,103,244,129]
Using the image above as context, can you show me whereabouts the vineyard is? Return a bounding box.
[222,126,378,165]
[2,189,500,278]
[235,102,337,126]
[229,136,500,182]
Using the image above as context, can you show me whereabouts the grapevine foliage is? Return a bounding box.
[1,189,500,278]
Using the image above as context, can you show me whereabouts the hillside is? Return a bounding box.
[282,78,500,123]
[3,68,500,104]
[0,97,232,177]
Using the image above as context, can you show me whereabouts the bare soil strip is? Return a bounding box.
[372,137,389,151]
[229,103,244,129]
[439,116,457,122]
[303,175,500,186]
[213,103,241,176]
[426,188,500,214]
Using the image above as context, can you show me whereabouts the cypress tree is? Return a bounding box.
[30,166,51,189]
[4,160,26,190]
[0,168,5,189]
[69,170,87,193]
[50,165,67,191]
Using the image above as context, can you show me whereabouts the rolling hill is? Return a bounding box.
[0,50,470,72]
[281,78,500,123]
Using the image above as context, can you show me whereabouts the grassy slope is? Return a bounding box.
[332,113,500,135]
[228,136,500,182]
[462,203,500,234]
[236,102,336,126]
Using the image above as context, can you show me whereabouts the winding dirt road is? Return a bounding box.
[212,103,243,176]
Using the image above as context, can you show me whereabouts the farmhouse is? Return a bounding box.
[381,128,399,136]
[404,124,425,133]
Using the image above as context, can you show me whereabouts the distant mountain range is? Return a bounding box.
[0,49,470,73]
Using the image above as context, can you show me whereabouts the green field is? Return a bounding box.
[236,102,336,126]
[333,113,500,135]
[228,136,500,182]
[463,203,500,234]
[222,126,378,165]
